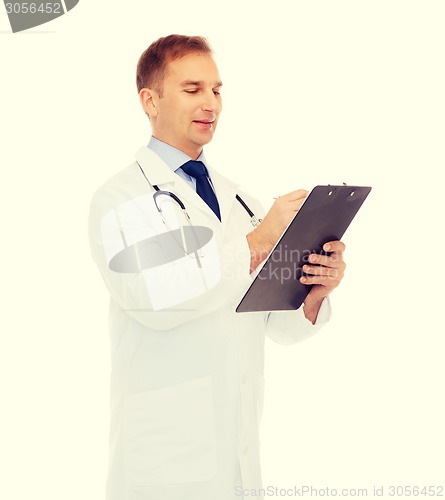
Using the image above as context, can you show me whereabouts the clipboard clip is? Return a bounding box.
[327,183,357,198]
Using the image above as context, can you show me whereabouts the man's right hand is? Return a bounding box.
[246,189,308,272]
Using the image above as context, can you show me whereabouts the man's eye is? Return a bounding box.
[213,90,221,96]
[184,89,198,94]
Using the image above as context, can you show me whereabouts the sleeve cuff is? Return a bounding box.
[266,296,332,345]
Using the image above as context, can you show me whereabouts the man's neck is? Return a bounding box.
[151,136,202,160]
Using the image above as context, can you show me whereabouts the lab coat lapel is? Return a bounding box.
[135,146,178,187]
[206,165,240,224]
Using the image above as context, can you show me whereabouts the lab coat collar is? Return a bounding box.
[135,146,240,224]
[135,146,179,186]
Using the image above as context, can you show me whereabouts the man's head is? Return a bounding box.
[137,35,223,159]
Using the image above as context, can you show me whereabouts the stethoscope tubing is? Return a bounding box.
[137,160,261,227]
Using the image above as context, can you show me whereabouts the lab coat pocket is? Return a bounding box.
[123,376,217,486]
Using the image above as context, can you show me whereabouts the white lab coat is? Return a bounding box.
[88,147,330,500]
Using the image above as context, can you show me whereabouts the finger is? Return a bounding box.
[302,264,342,278]
[308,253,346,269]
[280,189,309,202]
[282,190,309,212]
[323,240,346,253]
[300,274,340,285]
[307,240,346,267]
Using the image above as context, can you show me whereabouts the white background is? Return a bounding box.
[1,1,444,498]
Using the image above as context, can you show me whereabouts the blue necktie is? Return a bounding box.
[181,160,221,221]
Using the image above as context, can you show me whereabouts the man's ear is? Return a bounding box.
[139,88,159,118]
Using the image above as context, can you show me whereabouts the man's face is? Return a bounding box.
[148,53,223,159]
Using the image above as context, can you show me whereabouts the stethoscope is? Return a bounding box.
[137,162,262,228]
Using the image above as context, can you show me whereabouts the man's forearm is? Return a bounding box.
[302,294,324,325]
[246,190,308,273]
[246,231,273,273]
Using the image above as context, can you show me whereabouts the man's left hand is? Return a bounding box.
[301,240,346,323]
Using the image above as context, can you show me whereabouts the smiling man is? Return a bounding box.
[138,50,222,159]
[89,35,346,500]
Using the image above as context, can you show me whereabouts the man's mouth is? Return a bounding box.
[193,120,215,129]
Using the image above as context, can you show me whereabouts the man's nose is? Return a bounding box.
[202,91,222,113]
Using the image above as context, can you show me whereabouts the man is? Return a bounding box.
[89,35,345,500]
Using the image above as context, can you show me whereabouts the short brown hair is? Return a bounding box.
[136,35,212,95]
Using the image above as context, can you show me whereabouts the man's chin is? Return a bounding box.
[191,134,214,149]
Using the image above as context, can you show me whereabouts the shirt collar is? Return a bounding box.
[148,136,208,173]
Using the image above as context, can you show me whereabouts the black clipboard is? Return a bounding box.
[236,185,372,312]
